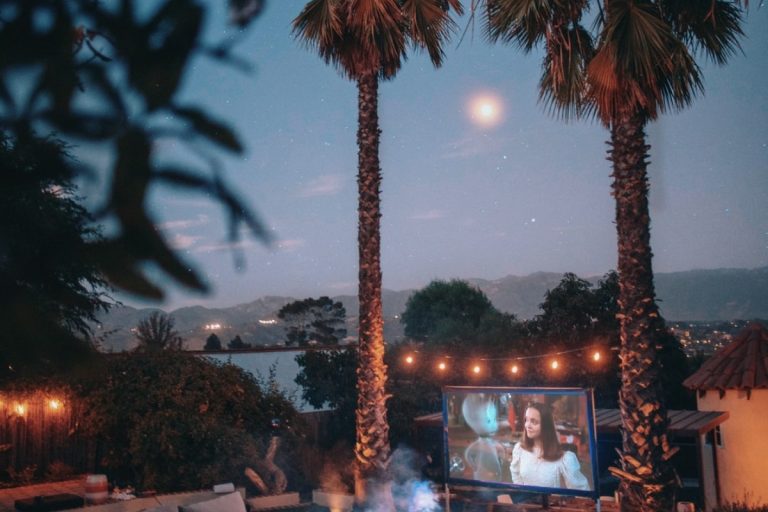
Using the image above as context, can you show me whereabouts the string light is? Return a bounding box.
[48,399,62,411]
[398,343,611,378]
[14,403,26,416]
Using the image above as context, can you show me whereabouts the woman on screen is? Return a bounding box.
[509,402,589,490]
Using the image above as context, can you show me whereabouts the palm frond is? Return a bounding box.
[485,0,552,50]
[656,40,703,113]
[401,0,463,67]
[539,23,595,121]
[588,0,703,122]
[662,0,744,64]
[346,0,406,78]
[292,0,344,65]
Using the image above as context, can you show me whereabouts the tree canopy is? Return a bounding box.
[204,333,223,351]
[0,134,111,381]
[277,297,347,346]
[75,349,301,492]
[135,311,183,351]
[400,279,501,343]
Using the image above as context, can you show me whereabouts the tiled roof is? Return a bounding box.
[594,408,728,437]
[683,322,768,392]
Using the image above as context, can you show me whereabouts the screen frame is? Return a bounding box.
[442,386,600,499]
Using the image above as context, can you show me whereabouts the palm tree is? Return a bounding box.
[292,0,462,506]
[485,0,743,509]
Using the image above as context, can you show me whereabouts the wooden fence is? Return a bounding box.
[0,390,96,481]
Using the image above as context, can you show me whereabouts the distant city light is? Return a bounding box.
[258,319,277,325]
[204,323,222,330]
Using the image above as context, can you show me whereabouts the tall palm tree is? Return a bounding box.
[292,0,462,506]
[485,0,743,509]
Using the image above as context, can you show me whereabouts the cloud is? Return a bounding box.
[298,174,344,198]
[276,239,305,252]
[158,214,210,230]
[411,209,446,221]
[442,133,503,159]
[169,234,203,250]
[194,240,257,253]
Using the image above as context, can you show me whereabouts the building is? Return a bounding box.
[683,322,768,510]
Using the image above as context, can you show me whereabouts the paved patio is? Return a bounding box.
[0,478,84,511]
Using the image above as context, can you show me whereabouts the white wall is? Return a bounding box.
[698,389,768,507]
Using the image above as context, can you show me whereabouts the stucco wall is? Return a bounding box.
[698,389,768,507]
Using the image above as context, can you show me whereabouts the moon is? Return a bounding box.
[468,92,504,128]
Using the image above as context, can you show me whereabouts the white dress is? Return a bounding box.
[509,443,590,490]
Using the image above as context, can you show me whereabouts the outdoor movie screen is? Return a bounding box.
[443,386,599,497]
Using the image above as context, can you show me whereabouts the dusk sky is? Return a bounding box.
[90,1,768,311]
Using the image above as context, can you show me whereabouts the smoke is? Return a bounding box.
[364,447,442,512]
[320,461,352,493]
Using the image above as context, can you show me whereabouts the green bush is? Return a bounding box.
[74,351,303,492]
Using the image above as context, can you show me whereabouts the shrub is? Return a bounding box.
[73,351,303,492]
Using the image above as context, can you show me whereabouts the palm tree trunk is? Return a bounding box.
[609,110,676,512]
[354,72,393,509]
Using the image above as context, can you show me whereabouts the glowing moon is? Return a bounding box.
[468,92,504,128]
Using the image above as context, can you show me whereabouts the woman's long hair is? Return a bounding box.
[521,402,563,461]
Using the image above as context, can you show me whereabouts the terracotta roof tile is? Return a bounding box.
[683,322,768,392]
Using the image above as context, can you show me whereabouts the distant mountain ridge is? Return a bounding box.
[95,267,768,352]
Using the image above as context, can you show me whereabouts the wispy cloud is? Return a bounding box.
[194,240,257,253]
[158,214,210,230]
[411,209,446,221]
[442,134,504,160]
[276,238,305,252]
[169,233,203,250]
[298,174,344,198]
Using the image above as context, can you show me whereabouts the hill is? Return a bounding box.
[94,267,768,351]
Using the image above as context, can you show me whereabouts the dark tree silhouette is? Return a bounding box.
[0,134,111,381]
[204,333,223,351]
[277,297,346,346]
[135,312,183,351]
[401,279,498,343]
[227,335,251,350]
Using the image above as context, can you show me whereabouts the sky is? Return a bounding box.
[90,1,768,311]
